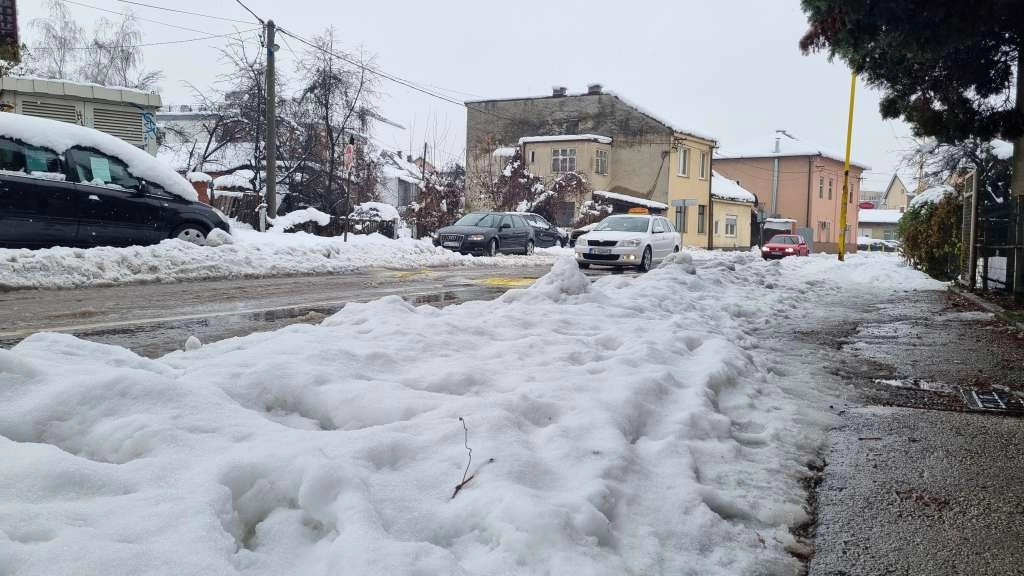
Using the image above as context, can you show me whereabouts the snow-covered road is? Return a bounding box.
[0,251,942,575]
[0,228,572,290]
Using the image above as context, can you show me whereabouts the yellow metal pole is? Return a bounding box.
[838,72,857,261]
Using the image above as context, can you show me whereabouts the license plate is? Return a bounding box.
[590,248,611,255]
[770,251,781,256]
[443,241,460,247]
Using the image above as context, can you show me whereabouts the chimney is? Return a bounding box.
[552,86,567,97]
[773,130,783,153]
[587,83,603,95]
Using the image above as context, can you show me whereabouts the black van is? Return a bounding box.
[0,112,229,249]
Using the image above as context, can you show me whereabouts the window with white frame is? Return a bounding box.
[698,151,708,179]
[595,149,609,175]
[725,215,737,237]
[678,147,690,177]
[551,148,576,173]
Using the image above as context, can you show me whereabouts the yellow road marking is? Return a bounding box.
[476,277,537,288]
[390,269,432,279]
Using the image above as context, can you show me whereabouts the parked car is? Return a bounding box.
[0,112,229,249]
[435,212,536,256]
[569,222,598,247]
[761,234,810,259]
[515,212,568,247]
[574,214,680,272]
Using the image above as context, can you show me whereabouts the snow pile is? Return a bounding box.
[0,231,569,290]
[187,172,213,183]
[270,207,333,231]
[0,112,197,201]
[909,184,956,209]
[0,251,941,575]
[991,139,1013,160]
[350,202,400,221]
[711,171,756,203]
[213,170,255,191]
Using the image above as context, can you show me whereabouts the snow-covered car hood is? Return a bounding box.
[580,230,647,243]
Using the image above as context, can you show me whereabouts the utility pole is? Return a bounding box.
[838,72,857,262]
[422,142,429,180]
[264,20,278,219]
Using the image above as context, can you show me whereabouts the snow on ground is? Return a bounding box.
[269,207,333,231]
[0,229,571,290]
[0,251,942,575]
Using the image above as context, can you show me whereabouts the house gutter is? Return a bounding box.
[708,146,715,250]
[806,156,813,228]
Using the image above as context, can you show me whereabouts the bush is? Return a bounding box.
[898,195,962,280]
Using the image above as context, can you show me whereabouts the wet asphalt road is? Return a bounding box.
[0,265,632,358]
[809,290,1024,576]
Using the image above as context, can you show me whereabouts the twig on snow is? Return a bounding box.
[451,417,494,499]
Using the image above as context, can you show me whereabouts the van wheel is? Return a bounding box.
[171,224,208,245]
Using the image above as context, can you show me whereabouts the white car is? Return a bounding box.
[574,214,680,272]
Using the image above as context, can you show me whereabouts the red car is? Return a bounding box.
[761,234,809,259]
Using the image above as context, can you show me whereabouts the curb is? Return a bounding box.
[948,284,1024,331]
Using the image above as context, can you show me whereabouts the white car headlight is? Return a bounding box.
[785,248,794,253]
[577,238,587,246]
[467,234,485,241]
[620,239,642,248]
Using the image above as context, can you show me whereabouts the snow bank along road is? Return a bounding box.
[0,252,941,575]
[0,229,571,291]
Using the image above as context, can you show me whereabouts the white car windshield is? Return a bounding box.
[594,216,649,233]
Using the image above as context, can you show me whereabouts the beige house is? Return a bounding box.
[858,209,902,241]
[519,134,613,192]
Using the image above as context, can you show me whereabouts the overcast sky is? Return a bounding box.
[21,0,919,190]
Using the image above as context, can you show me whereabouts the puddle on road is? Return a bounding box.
[873,378,955,394]
[2,285,511,359]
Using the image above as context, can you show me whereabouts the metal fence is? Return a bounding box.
[962,175,1017,292]
[212,194,397,239]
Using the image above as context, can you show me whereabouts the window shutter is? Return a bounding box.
[20,99,79,125]
[93,108,145,146]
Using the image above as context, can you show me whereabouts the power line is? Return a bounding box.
[109,0,252,24]
[232,0,265,25]
[276,27,522,124]
[59,0,239,36]
[32,28,262,51]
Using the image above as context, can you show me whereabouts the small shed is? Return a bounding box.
[0,76,162,154]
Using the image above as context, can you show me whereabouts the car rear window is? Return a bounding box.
[0,137,64,179]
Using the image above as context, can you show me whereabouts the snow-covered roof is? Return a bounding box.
[765,218,796,223]
[593,190,668,210]
[603,91,717,143]
[492,147,518,157]
[519,134,612,145]
[858,209,903,224]
[379,150,422,185]
[909,184,956,209]
[187,172,212,183]
[0,111,196,201]
[711,171,756,203]
[465,89,717,143]
[717,131,870,170]
[0,76,161,106]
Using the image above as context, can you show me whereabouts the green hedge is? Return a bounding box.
[898,196,962,280]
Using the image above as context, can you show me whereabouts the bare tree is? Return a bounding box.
[217,37,271,193]
[291,28,378,213]
[26,0,83,80]
[79,13,162,90]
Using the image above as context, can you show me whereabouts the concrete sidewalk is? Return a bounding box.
[809,291,1024,576]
